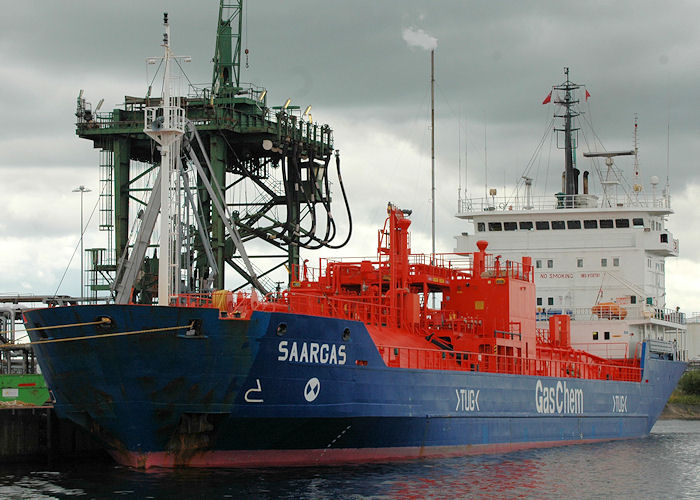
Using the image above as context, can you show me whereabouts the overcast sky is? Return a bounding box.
[1,0,700,311]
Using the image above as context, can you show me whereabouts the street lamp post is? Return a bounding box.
[73,185,91,302]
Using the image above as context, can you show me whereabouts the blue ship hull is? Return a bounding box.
[24,304,686,468]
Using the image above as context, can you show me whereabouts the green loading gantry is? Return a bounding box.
[76,1,349,301]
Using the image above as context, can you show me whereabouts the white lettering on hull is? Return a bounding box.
[455,388,480,412]
[278,340,347,365]
[535,380,584,414]
[612,394,628,413]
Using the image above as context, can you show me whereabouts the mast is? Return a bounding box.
[430,49,436,262]
[553,67,581,206]
[144,13,186,305]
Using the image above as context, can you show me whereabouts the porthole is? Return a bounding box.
[342,328,351,341]
[276,322,287,336]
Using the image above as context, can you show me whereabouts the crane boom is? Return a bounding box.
[212,0,243,95]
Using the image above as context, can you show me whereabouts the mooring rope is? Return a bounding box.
[0,322,194,348]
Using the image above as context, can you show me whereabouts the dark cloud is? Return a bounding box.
[1,1,699,306]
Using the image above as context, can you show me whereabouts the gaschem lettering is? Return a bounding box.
[535,379,584,414]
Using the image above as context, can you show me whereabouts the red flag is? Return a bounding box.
[542,91,552,105]
[585,89,591,101]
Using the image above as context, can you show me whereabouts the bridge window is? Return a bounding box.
[536,221,550,230]
[567,220,581,229]
[504,222,517,231]
[488,222,503,231]
[477,222,485,232]
[584,219,598,229]
[551,220,565,230]
[599,219,614,228]
[519,221,533,230]
[633,218,644,227]
[615,218,630,228]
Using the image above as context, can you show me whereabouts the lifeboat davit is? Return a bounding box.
[592,302,627,319]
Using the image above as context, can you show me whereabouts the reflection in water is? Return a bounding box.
[0,420,697,499]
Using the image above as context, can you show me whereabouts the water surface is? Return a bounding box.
[1,419,698,499]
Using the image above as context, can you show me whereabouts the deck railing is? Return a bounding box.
[457,192,670,213]
[570,342,630,359]
[376,344,642,382]
[173,291,641,382]
[537,305,686,325]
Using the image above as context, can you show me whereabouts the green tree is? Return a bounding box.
[678,370,700,396]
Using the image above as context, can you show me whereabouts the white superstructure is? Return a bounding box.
[454,70,687,361]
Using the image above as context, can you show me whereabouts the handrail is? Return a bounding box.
[571,342,630,359]
[376,344,642,382]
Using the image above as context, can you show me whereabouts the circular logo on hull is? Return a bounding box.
[304,377,320,402]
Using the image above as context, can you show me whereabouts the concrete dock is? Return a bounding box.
[0,406,105,463]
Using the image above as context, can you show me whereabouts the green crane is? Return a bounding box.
[212,0,243,94]
[75,1,350,303]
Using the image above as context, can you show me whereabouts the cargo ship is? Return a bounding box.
[23,200,686,468]
[22,16,686,469]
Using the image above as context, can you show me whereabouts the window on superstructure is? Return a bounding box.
[592,331,599,340]
[601,258,608,267]
[613,257,620,267]
[551,220,565,230]
[567,220,581,229]
[488,222,502,231]
[519,221,533,230]
[536,221,550,230]
[547,297,554,306]
[604,331,610,340]
[577,258,583,268]
[661,263,664,272]
[633,218,644,227]
[584,219,598,229]
[504,222,517,231]
[660,233,668,243]
[647,258,651,268]
[600,219,614,228]
[615,219,630,228]
[547,259,553,268]
[537,297,542,306]
[631,296,637,304]
[536,260,542,268]
[477,222,485,232]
